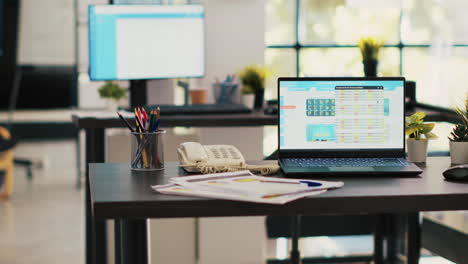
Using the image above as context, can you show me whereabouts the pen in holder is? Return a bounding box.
[130,130,166,171]
[213,74,239,104]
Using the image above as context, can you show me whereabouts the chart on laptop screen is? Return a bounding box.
[279,80,404,150]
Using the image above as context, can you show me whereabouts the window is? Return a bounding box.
[265,0,468,108]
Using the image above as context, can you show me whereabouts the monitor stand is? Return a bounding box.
[129,79,190,108]
[129,80,147,108]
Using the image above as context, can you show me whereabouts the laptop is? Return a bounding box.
[278,77,422,176]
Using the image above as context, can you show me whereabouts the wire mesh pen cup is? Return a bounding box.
[130,130,165,171]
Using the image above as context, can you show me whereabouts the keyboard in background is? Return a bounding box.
[142,104,252,115]
[284,158,409,167]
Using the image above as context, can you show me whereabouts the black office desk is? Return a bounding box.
[74,108,457,264]
[89,157,468,264]
[71,111,276,264]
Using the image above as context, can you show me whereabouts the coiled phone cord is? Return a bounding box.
[195,163,280,175]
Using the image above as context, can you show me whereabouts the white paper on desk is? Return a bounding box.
[151,183,327,205]
[169,170,343,199]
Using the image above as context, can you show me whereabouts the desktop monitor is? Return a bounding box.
[88,4,205,81]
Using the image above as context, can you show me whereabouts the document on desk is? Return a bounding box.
[151,170,343,204]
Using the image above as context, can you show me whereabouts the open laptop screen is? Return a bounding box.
[279,78,405,151]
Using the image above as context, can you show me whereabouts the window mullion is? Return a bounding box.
[295,0,300,77]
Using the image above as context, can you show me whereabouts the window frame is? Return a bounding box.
[266,0,468,109]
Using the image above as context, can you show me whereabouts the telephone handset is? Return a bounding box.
[177,142,279,175]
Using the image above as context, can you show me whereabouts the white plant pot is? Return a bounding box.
[105,99,119,112]
[242,94,255,109]
[406,138,428,163]
[449,141,468,164]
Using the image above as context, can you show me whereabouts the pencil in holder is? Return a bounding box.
[130,130,166,171]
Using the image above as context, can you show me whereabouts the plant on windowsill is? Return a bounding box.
[448,95,468,164]
[239,65,270,109]
[98,81,127,111]
[358,37,383,77]
[405,112,438,163]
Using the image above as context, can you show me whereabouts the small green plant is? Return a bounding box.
[449,124,468,142]
[98,81,127,101]
[405,112,438,140]
[358,37,383,61]
[238,65,270,94]
[449,95,468,142]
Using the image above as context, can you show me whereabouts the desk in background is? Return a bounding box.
[423,211,468,263]
[89,157,468,264]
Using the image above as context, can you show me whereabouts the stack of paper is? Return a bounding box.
[151,171,343,204]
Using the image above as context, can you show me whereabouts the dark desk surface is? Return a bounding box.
[72,111,276,129]
[90,157,468,219]
[72,106,458,129]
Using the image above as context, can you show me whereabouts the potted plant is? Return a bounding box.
[238,65,269,109]
[358,37,383,77]
[98,81,127,111]
[448,95,468,164]
[405,112,438,163]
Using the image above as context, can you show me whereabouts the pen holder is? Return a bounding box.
[130,130,166,171]
[213,83,240,104]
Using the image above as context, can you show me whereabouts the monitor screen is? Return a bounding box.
[88,5,204,81]
[279,78,405,150]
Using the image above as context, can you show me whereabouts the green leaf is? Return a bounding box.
[405,126,419,136]
[420,123,435,134]
[413,112,426,120]
[425,132,438,140]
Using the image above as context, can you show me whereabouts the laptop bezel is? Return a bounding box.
[277,77,406,159]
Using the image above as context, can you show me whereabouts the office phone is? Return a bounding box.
[177,142,279,175]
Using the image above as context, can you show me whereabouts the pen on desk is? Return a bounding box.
[262,187,324,199]
[116,112,135,133]
[259,180,322,187]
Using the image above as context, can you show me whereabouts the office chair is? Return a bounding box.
[1,1,34,179]
[0,126,17,199]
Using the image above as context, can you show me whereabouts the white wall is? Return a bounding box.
[197,2,267,264]
[18,0,75,65]
[191,0,266,101]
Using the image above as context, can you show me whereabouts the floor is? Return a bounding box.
[0,138,457,264]
[0,139,83,264]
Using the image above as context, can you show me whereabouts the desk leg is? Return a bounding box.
[374,215,385,264]
[385,214,399,263]
[115,219,149,264]
[85,128,107,264]
[406,212,421,264]
[386,213,421,264]
[289,215,301,264]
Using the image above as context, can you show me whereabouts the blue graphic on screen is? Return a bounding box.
[306,99,335,116]
[306,124,336,142]
[384,98,390,116]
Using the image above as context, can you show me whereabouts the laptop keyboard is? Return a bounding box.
[284,158,409,168]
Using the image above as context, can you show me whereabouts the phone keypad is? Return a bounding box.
[208,146,241,160]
